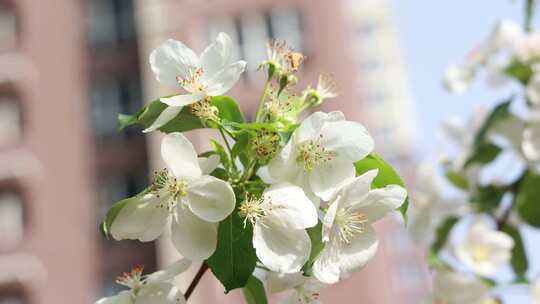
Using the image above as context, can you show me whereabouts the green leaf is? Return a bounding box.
[464,142,502,167]
[502,225,528,280]
[354,153,409,221]
[445,170,469,190]
[100,190,148,237]
[242,276,268,304]
[504,60,533,84]
[431,216,459,254]
[302,221,325,276]
[211,96,244,124]
[118,98,204,133]
[206,211,258,293]
[471,185,507,213]
[517,173,540,228]
[472,99,512,148]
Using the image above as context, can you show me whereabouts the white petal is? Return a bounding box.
[263,183,318,229]
[320,120,374,162]
[253,222,311,274]
[200,32,233,79]
[354,185,407,223]
[198,155,220,175]
[186,175,235,222]
[150,39,200,88]
[337,225,379,274]
[266,272,306,293]
[443,64,475,94]
[161,133,202,180]
[204,61,247,96]
[171,206,217,260]
[295,111,345,143]
[96,291,132,304]
[322,200,340,242]
[309,159,356,201]
[338,169,378,208]
[268,141,303,184]
[523,123,540,162]
[160,93,204,107]
[143,106,182,133]
[312,241,341,284]
[110,194,169,242]
[135,283,185,304]
[433,271,490,304]
[532,276,540,304]
[146,258,192,283]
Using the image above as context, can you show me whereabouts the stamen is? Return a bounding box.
[296,135,335,171]
[266,40,304,74]
[471,245,490,263]
[238,196,266,228]
[251,129,280,162]
[151,169,188,210]
[336,209,368,244]
[191,99,218,121]
[116,265,144,289]
[176,66,205,92]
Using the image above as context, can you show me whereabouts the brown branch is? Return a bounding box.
[184,263,209,301]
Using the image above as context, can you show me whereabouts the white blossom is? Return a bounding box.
[514,32,540,62]
[532,275,540,304]
[408,162,469,247]
[431,271,496,304]
[268,111,374,204]
[267,272,326,304]
[443,64,477,94]
[95,259,191,304]
[312,169,407,284]
[145,33,246,132]
[110,133,235,260]
[240,183,318,273]
[454,217,514,276]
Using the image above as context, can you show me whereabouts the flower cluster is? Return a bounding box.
[97,33,408,304]
[412,1,540,303]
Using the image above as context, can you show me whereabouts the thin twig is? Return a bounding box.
[184,263,209,301]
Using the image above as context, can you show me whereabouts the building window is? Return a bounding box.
[89,75,143,141]
[0,93,22,148]
[86,0,137,49]
[0,3,17,53]
[207,8,304,73]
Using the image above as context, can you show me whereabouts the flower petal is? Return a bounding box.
[253,222,311,274]
[96,291,132,304]
[266,272,306,293]
[295,111,345,143]
[110,194,169,242]
[143,106,182,133]
[337,225,379,274]
[309,158,356,201]
[200,32,233,80]
[171,206,217,260]
[320,120,374,163]
[160,93,204,107]
[135,282,185,304]
[161,133,202,180]
[523,123,540,162]
[355,185,407,223]
[186,175,235,222]
[198,154,220,175]
[204,61,247,96]
[312,241,341,284]
[263,183,318,230]
[146,258,192,284]
[337,170,378,208]
[268,141,303,183]
[150,39,200,88]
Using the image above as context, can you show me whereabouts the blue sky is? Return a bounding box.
[391,0,539,302]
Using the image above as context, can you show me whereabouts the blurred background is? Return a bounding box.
[1,0,536,303]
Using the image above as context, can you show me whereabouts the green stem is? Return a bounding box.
[525,0,535,32]
[255,78,272,122]
[218,127,237,172]
[240,160,257,183]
